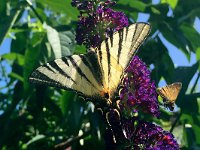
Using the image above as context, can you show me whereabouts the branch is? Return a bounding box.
[54,131,91,150]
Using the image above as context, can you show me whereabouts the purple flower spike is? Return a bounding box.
[120,56,160,117]
[123,120,179,150]
[75,6,128,48]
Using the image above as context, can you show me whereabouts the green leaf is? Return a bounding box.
[193,124,200,145]
[117,0,147,11]
[23,32,45,91]
[128,0,147,11]
[159,53,175,83]
[160,24,191,60]
[172,62,199,94]
[23,47,40,91]
[2,52,24,66]
[11,31,29,54]
[147,4,169,20]
[173,125,185,146]
[180,23,200,52]
[161,0,178,9]
[174,0,200,22]
[59,91,76,115]
[66,96,86,136]
[9,72,24,82]
[181,93,199,114]
[185,126,197,148]
[147,38,175,83]
[0,0,6,15]
[36,0,79,21]
[25,135,45,146]
[150,7,161,15]
[74,45,87,54]
[43,23,75,58]
[172,63,199,109]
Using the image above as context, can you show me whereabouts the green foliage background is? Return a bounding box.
[0,0,200,149]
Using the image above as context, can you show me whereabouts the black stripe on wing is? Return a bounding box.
[130,23,146,53]
[44,64,56,73]
[117,30,124,63]
[29,53,104,95]
[105,39,111,77]
[125,26,129,41]
[30,69,64,88]
[61,57,70,66]
[48,61,76,83]
[30,69,90,98]
[98,46,103,65]
[68,56,98,89]
[79,52,103,86]
[109,33,113,47]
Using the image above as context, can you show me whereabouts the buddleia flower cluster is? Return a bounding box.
[72,0,179,149]
[71,0,128,48]
[120,56,160,117]
[123,118,179,150]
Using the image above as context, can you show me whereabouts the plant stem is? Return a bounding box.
[25,0,43,24]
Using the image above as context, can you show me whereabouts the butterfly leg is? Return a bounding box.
[106,109,127,144]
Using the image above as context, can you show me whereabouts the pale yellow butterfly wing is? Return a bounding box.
[29,52,107,103]
[90,23,151,99]
[29,23,151,106]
